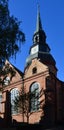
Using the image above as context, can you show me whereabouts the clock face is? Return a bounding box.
[31,45,39,54]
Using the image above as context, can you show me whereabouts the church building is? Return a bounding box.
[0,6,64,126]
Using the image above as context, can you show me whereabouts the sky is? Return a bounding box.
[9,0,64,81]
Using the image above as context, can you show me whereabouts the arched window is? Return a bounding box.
[30,82,40,112]
[0,93,2,112]
[10,88,19,115]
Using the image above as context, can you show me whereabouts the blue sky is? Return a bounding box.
[9,0,64,81]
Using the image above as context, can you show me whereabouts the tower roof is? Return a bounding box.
[36,4,42,32]
[25,4,56,70]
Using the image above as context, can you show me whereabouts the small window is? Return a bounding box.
[3,76,10,86]
[32,67,37,74]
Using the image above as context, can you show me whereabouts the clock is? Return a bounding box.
[31,45,39,54]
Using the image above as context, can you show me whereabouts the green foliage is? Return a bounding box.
[0,63,16,85]
[0,0,25,67]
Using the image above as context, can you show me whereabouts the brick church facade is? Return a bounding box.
[0,6,64,126]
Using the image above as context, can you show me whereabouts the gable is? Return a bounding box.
[1,60,23,86]
[24,59,48,78]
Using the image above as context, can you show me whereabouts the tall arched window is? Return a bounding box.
[30,82,40,112]
[0,92,2,112]
[10,88,19,115]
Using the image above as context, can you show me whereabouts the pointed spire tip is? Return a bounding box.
[36,3,42,32]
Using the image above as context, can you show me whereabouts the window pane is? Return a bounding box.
[10,88,19,115]
[0,94,2,112]
[30,82,40,111]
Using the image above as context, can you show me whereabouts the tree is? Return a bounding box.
[13,80,54,124]
[0,0,25,68]
[0,62,16,86]
[14,81,44,124]
[0,0,25,85]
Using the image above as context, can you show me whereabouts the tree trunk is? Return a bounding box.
[27,113,29,124]
[23,112,24,123]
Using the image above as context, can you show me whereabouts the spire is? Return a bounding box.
[36,4,42,32]
[33,3,46,44]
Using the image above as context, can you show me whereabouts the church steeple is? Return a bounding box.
[25,5,56,70]
[33,5,46,44]
[36,4,42,32]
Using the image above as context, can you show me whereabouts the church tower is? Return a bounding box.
[25,5,57,76]
[24,5,58,124]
